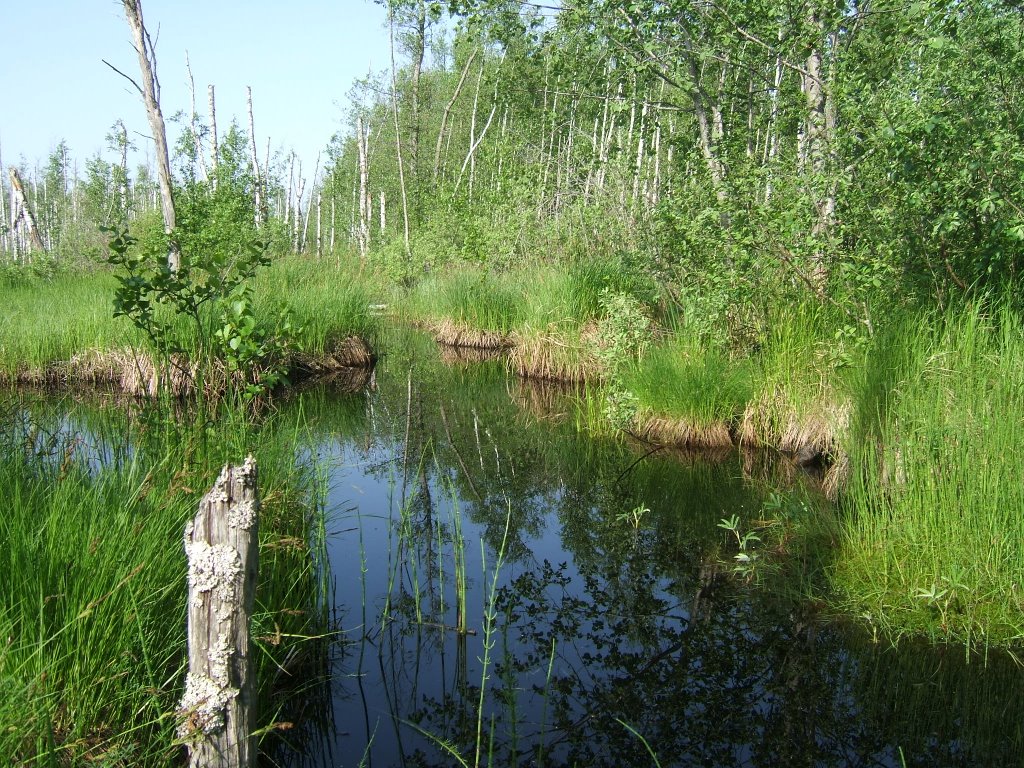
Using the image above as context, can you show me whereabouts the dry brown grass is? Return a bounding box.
[1,336,377,397]
[737,388,848,457]
[633,413,734,450]
[508,328,603,384]
[432,319,513,350]
[1,348,198,397]
[822,450,850,501]
[289,336,376,376]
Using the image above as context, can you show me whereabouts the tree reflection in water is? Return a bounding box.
[293,331,1024,768]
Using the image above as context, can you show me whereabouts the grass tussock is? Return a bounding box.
[736,305,848,456]
[256,256,381,356]
[622,335,753,448]
[402,268,524,334]
[509,325,603,384]
[0,272,135,377]
[633,416,734,450]
[432,318,513,350]
[1,257,379,396]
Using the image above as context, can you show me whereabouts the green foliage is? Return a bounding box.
[594,288,651,428]
[105,223,283,397]
[105,183,291,400]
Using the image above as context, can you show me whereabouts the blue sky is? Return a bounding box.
[1,1,391,176]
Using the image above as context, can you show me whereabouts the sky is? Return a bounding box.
[1,1,392,178]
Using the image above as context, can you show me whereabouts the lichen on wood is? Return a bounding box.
[177,456,259,767]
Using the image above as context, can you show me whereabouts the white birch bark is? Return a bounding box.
[246,87,263,226]
[388,7,412,265]
[185,53,209,183]
[121,0,179,270]
[8,168,46,252]
[433,47,478,182]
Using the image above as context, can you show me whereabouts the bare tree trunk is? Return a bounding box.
[285,153,294,229]
[316,191,322,257]
[541,74,561,208]
[464,59,485,195]
[117,120,130,217]
[677,28,728,210]
[379,190,386,233]
[356,114,370,258]
[409,0,427,222]
[177,458,259,768]
[301,154,320,252]
[763,28,785,204]
[388,7,412,267]
[0,141,7,253]
[185,53,210,182]
[433,47,478,182]
[803,8,835,291]
[8,168,46,252]
[293,159,304,253]
[246,87,264,227]
[458,69,499,200]
[120,0,179,271]
[632,96,649,209]
[208,85,219,186]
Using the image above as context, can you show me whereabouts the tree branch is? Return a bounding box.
[102,58,144,95]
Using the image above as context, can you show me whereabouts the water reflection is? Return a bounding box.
[6,330,1021,767]
[290,331,1024,768]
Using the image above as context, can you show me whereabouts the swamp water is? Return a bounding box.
[292,332,1024,768]
[13,330,1024,767]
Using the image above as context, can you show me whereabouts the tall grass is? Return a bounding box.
[832,302,1024,646]
[0,273,136,377]
[254,256,381,355]
[741,303,848,453]
[0,397,332,764]
[623,335,754,436]
[0,257,379,389]
[404,269,524,334]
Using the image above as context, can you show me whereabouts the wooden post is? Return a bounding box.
[177,457,259,768]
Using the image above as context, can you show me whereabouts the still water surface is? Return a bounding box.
[15,329,1021,766]
[293,331,1024,767]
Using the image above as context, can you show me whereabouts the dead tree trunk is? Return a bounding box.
[246,87,264,227]
[433,47,478,182]
[177,457,259,768]
[388,7,412,267]
[185,53,210,182]
[0,142,8,253]
[117,120,130,217]
[316,191,322,257]
[356,114,370,259]
[409,0,427,222]
[208,85,219,186]
[8,168,46,252]
[118,0,180,271]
